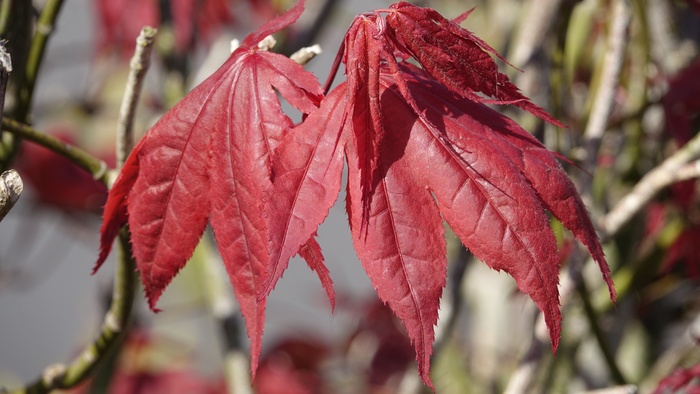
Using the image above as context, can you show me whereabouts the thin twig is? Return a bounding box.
[7,229,136,394]
[505,3,632,391]
[116,26,157,168]
[582,0,632,177]
[580,385,638,394]
[510,0,563,68]
[290,44,322,66]
[577,277,626,384]
[15,0,65,121]
[601,132,700,240]
[1,0,63,171]
[0,42,20,221]
[571,0,630,385]
[0,39,11,118]
[5,26,157,394]
[1,117,110,186]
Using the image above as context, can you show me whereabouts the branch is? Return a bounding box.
[1,0,64,171]
[0,169,22,222]
[510,0,562,67]
[15,0,65,121]
[290,44,322,66]
[601,132,700,240]
[505,1,632,392]
[116,27,157,168]
[1,117,110,186]
[8,230,136,394]
[582,0,632,178]
[0,39,11,118]
[577,275,626,384]
[6,26,155,394]
[0,42,21,222]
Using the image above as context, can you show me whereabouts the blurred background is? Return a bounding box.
[1,0,700,393]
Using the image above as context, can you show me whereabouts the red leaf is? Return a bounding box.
[385,2,563,126]
[262,86,346,304]
[297,237,335,310]
[343,66,561,387]
[95,0,322,375]
[387,65,615,356]
[96,145,139,270]
[343,13,387,222]
[400,66,615,302]
[345,103,447,389]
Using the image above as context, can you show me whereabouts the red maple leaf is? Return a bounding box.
[94,0,323,374]
[262,4,613,388]
[96,1,615,389]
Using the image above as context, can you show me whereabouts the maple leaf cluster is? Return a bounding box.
[94,1,615,388]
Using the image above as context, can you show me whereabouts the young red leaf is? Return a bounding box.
[95,0,322,375]
[298,237,336,309]
[345,112,447,389]
[262,86,347,303]
[96,143,140,270]
[242,0,304,48]
[343,14,387,221]
[385,2,563,126]
[94,3,616,390]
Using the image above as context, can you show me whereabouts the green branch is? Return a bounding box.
[16,0,65,121]
[1,117,111,186]
[6,24,158,393]
[1,0,65,171]
[10,230,136,394]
